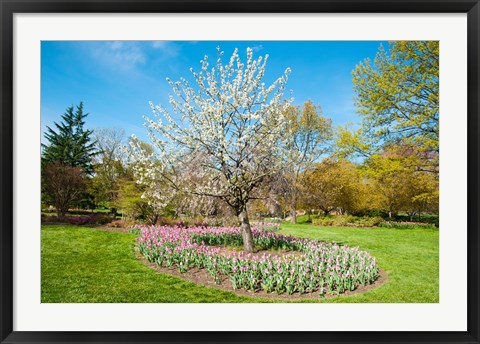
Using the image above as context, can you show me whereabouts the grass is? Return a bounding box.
[279,221,439,303]
[41,225,254,303]
[41,221,438,303]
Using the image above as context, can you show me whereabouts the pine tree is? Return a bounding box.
[42,102,97,174]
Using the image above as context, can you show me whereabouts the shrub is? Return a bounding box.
[335,215,356,226]
[355,217,384,227]
[312,216,334,227]
[203,217,238,227]
[392,214,439,227]
[65,214,112,226]
[260,217,282,224]
[41,214,67,224]
[158,216,240,228]
[135,224,380,296]
[41,214,112,226]
[312,215,384,228]
[379,222,437,229]
[217,216,240,227]
[157,217,181,227]
[251,221,281,232]
[106,220,135,228]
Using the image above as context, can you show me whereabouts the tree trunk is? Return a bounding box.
[238,208,255,253]
[56,202,67,217]
[408,212,415,222]
[290,194,297,224]
[149,213,159,226]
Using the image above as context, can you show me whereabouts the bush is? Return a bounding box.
[260,217,282,224]
[312,215,384,228]
[157,217,181,227]
[361,209,389,218]
[379,222,437,229]
[251,221,281,232]
[355,217,384,227]
[392,214,439,227]
[311,215,437,229]
[65,214,112,226]
[311,216,332,226]
[41,213,112,226]
[41,214,67,224]
[158,216,240,228]
[106,220,135,228]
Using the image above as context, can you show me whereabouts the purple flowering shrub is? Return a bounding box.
[135,225,380,296]
[41,214,112,226]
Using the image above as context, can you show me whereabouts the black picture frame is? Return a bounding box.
[1,1,479,343]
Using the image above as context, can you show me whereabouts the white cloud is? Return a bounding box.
[108,41,124,51]
[152,41,168,49]
[151,41,179,58]
[86,40,181,76]
[91,41,146,70]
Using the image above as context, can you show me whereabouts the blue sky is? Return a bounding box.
[41,41,386,143]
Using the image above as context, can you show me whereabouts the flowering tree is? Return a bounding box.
[126,139,176,224]
[131,47,292,252]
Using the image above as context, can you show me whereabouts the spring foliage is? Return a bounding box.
[352,41,439,153]
[335,40,441,181]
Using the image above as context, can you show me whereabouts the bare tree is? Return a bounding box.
[281,101,333,223]
[42,162,86,217]
[91,127,126,215]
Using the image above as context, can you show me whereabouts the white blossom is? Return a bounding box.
[131,47,293,215]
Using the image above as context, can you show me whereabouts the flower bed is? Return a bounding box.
[135,225,379,296]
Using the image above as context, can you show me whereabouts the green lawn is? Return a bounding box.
[41,222,438,303]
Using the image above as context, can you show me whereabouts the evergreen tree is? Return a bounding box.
[42,102,97,173]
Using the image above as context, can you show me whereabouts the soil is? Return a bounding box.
[93,225,388,301]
